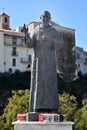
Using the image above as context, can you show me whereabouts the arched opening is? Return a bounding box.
[4,17,7,22]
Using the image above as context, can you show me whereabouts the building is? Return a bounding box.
[0,12,87,76]
[76,47,87,75]
[0,12,33,73]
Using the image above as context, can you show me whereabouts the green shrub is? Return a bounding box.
[0,89,29,130]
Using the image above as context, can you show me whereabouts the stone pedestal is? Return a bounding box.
[12,121,74,130]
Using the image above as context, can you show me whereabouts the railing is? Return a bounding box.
[76,57,85,61]
[4,42,25,46]
[4,41,12,45]
[21,57,32,63]
[11,51,18,56]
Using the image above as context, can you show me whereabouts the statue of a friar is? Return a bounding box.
[24,11,63,113]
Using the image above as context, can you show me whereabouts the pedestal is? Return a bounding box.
[12,121,74,130]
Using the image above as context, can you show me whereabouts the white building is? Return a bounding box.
[0,12,87,75]
[0,13,33,73]
[76,47,87,75]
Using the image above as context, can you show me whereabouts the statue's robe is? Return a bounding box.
[27,25,63,111]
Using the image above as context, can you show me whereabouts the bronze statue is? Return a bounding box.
[24,11,63,113]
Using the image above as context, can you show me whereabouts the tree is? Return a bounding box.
[74,99,87,130]
[0,90,29,130]
[59,93,77,121]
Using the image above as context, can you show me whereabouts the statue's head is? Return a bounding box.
[40,11,51,23]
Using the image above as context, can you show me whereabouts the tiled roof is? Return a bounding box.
[0,28,24,37]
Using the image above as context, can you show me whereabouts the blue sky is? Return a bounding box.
[0,0,87,50]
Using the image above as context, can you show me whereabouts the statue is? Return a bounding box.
[23,11,63,113]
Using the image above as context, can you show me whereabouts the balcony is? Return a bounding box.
[5,42,25,46]
[21,57,32,64]
[12,42,25,46]
[4,41,12,45]
[11,51,18,56]
[12,41,16,45]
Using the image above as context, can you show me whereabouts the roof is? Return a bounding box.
[0,12,9,17]
[0,28,24,37]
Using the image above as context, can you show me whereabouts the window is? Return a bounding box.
[12,58,16,66]
[77,53,80,59]
[21,39,24,45]
[12,47,16,55]
[28,55,32,62]
[21,29,23,32]
[12,37,17,45]
[78,64,80,68]
[9,68,12,73]
[85,57,87,62]
[4,17,7,22]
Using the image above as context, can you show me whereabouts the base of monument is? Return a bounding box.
[12,121,74,130]
[25,112,65,122]
[26,112,40,121]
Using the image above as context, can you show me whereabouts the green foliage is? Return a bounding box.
[59,93,77,121]
[0,71,87,130]
[58,75,69,93]
[0,90,87,130]
[70,76,87,107]
[0,71,31,90]
[0,90,29,130]
[74,99,87,130]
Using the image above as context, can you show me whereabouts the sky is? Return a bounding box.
[0,0,87,50]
